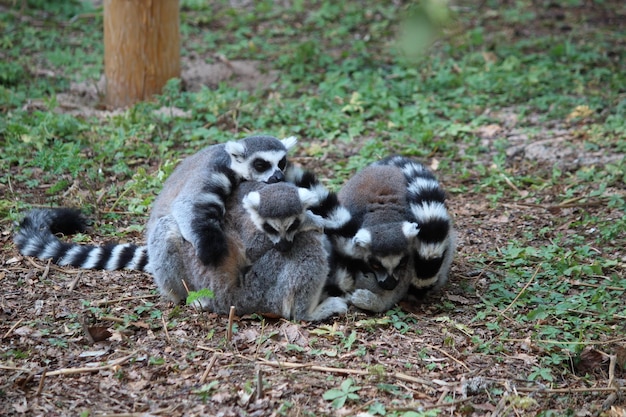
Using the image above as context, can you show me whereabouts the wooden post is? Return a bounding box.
[103,0,181,109]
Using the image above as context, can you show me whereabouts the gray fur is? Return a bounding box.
[147,135,295,267]
[151,181,347,321]
[328,157,455,312]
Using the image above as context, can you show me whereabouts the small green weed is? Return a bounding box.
[194,380,219,402]
[148,356,165,366]
[186,288,215,307]
[322,378,361,409]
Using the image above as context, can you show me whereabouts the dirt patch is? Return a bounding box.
[27,56,276,119]
[182,54,278,93]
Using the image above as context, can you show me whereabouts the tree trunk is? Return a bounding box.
[103,0,180,109]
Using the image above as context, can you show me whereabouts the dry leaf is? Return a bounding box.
[79,349,110,358]
[566,105,594,121]
[482,51,498,64]
[87,326,112,342]
[233,328,261,345]
[575,347,606,374]
[13,400,28,413]
[606,406,626,417]
[280,322,308,347]
[476,124,503,138]
[446,294,471,304]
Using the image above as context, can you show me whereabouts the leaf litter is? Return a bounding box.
[1,1,625,416]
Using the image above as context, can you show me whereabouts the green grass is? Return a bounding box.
[0,0,624,413]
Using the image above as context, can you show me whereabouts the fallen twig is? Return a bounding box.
[41,258,51,280]
[499,264,541,317]
[0,364,30,372]
[227,306,236,342]
[255,357,439,387]
[161,314,171,344]
[424,343,471,372]
[68,271,83,291]
[501,336,626,346]
[24,257,81,274]
[3,317,24,339]
[43,352,137,377]
[99,316,126,324]
[515,386,624,394]
[568,280,625,292]
[194,348,440,387]
[389,397,473,412]
[608,354,617,388]
[92,406,178,417]
[565,308,626,321]
[35,368,47,396]
[199,353,219,385]
[91,294,160,307]
[500,173,524,197]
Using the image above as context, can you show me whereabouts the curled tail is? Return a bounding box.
[375,156,456,290]
[285,164,359,236]
[15,208,149,272]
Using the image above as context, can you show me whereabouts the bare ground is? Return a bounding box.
[1,4,626,417]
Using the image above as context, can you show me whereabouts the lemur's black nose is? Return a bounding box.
[274,239,292,252]
[378,275,400,291]
[266,170,285,184]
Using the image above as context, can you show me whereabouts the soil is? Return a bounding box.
[1,3,625,417]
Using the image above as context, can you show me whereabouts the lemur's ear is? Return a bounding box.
[297,187,320,209]
[242,191,261,212]
[225,141,246,162]
[402,221,420,239]
[352,228,372,249]
[281,136,297,150]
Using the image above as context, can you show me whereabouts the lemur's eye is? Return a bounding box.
[263,224,278,235]
[253,159,271,172]
[287,218,301,233]
[397,256,408,269]
[278,156,287,171]
[369,260,383,271]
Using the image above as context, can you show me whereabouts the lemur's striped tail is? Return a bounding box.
[15,208,149,271]
[285,164,359,236]
[374,156,456,290]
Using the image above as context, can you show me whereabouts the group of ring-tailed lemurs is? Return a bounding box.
[15,135,456,321]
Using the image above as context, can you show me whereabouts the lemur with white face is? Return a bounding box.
[148,134,297,267]
[326,156,455,312]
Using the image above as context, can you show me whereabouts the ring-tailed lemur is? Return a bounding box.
[149,134,297,267]
[168,181,347,321]
[15,207,149,271]
[326,156,455,312]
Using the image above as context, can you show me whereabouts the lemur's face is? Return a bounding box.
[361,253,410,291]
[259,214,305,252]
[229,149,288,183]
[350,221,419,291]
[248,151,288,183]
[225,136,296,184]
[242,183,322,253]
